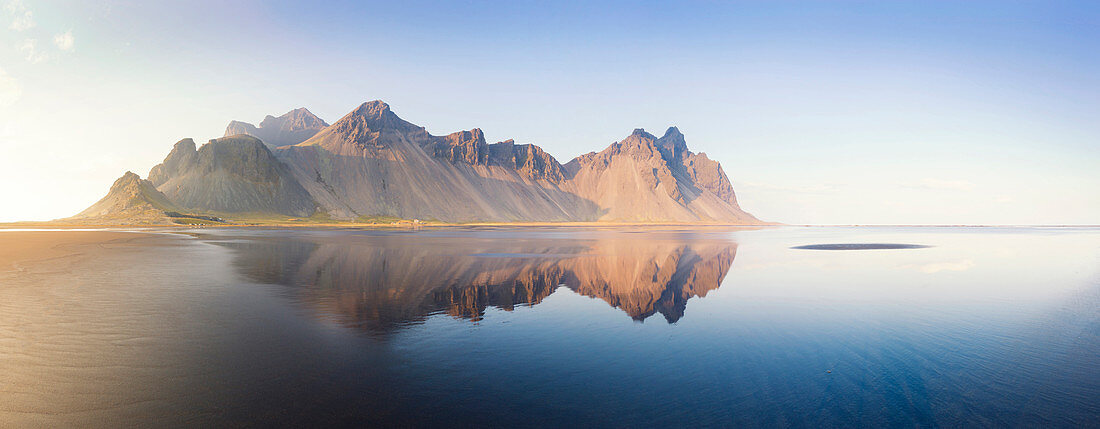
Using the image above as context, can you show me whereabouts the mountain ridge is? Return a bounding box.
[75,100,764,225]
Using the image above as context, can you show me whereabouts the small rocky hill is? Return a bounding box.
[69,172,181,224]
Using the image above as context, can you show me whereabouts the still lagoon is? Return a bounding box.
[1,226,1097,427]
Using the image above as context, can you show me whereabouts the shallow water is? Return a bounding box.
[1,226,1098,427]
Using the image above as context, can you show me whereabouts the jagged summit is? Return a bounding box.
[224,107,329,148]
[295,100,424,153]
[149,138,197,186]
[345,100,418,131]
[428,128,489,165]
[657,126,689,162]
[562,126,759,223]
[259,107,328,131]
[352,100,390,117]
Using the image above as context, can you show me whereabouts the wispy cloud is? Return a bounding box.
[53,30,74,51]
[17,38,47,63]
[0,66,20,108]
[903,178,976,191]
[5,0,34,31]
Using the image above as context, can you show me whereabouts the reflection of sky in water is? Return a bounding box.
[729,227,1097,304]
[197,226,1100,426]
[1,227,1096,427]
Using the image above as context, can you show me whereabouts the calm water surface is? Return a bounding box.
[1,226,1098,427]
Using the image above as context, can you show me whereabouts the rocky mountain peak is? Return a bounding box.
[173,137,197,152]
[656,126,689,162]
[260,107,328,131]
[509,143,566,183]
[225,108,328,148]
[430,128,490,165]
[445,128,486,145]
[115,171,141,187]
[614,128,667,160]
[328,100,418,139]
[351,100,392,120]
[631,128,656,139]
[149,139,199,186]
[225,120,257,133]
[212,134,266,148]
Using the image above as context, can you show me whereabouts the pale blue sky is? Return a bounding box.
[1,0,1097,224]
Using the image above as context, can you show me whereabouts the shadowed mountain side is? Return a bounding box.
[148,135,317,216]
[212,232,738,335]
[225,107,329,148]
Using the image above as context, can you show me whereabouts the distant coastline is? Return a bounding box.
[6,221,1098,230]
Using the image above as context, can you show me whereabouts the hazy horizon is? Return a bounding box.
[1,0,1097,224]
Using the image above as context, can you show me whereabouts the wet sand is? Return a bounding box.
[0,231,228,428]
[0,231,150,273]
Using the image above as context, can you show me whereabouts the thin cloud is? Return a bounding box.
[903,178,976,191]
[18,38,47,63]
[53,30,74,51]
[5,0,34,31]
[0,66,20,107]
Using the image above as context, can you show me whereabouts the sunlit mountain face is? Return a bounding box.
[210,229,738,335]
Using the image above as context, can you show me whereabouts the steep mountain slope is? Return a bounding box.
[70,172,181,224]
[225,107,329,148]
[564,128,759,223]
[148,136,316,216]
[277,100,599,222]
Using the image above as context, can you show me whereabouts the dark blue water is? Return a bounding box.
[2,227,1098,427]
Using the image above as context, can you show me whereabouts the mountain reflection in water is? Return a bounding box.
[211,230,737,334]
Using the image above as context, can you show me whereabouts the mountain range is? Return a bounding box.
[71,100,763,224]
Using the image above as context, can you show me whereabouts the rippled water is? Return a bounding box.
[1,226,1098,427]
